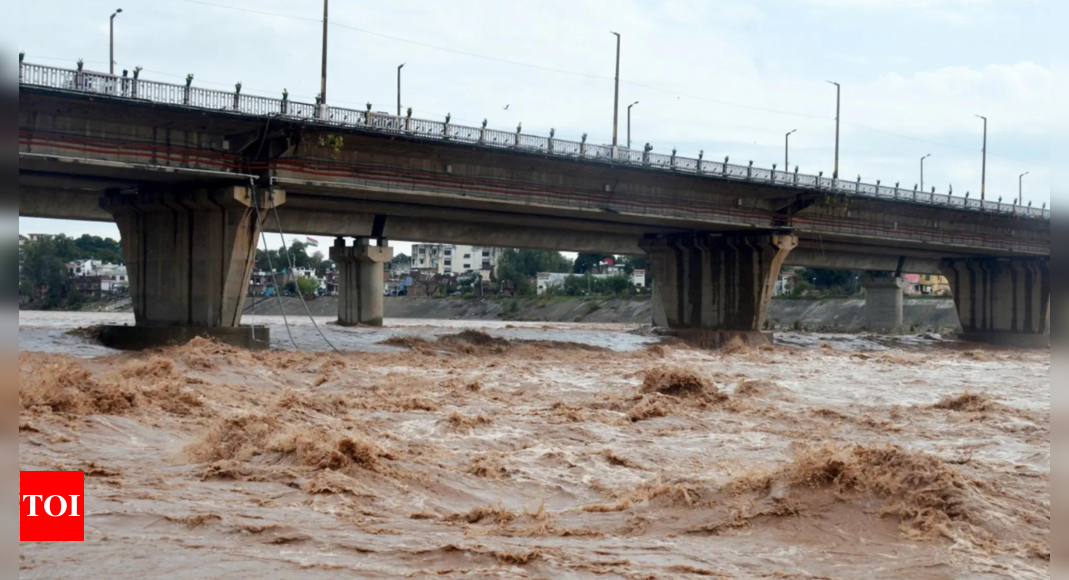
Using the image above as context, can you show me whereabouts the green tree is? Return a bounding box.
[256,241,320,272]
[498,249,571,278]
[620,254,649,275]
[799,269,861,296]
[562,275,586,296]
[498,256,534,296]
[20,237,73,299]
[7,242,21,301]
[574,253,614,274]
[297,276,320,295]
[285,241,312,270]
[73,235,124,264]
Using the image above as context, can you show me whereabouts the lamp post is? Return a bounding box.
[1019,172,1029,205]
[976,115,987,201]
[611,32,621,150]
[627,101,639,149]
[320,0,329,105]
[109,8,123,75]
[397,63,405,117]
[785,129,797,174]
[827,81,841,179]
[920,154,931,192]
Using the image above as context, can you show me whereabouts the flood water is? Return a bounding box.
[18,311,1050,579]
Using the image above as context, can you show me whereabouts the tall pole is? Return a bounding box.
[785,129,797,173]
[1019,172,1029,205]
[110,9,122,75]
[627,101,639,149]
[977,115,988,201]
[611,32,621,149]
[828,81,841,179]
[920,154,931,191]
[320,0,329,104]
[397,63,405,117]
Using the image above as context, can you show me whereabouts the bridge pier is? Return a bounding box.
[861,273,906,333]
[330,238,393,327]
[100,186,281,350]
[941,259,1050,348]
[642,232,798,344]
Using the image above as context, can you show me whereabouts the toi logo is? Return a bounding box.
[20,472,85,542]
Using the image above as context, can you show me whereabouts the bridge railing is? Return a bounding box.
[19,62,1050,221]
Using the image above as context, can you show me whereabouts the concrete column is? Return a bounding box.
[100,186,284,350]
[861,273,906,333]
[941,258,1050,348]
[642,232,798,334]
[330,238,394,327]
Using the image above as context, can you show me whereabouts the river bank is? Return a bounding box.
[240,296,962,333]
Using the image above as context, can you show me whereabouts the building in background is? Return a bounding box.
[904,274,951,296]
[412,244,504,277]
[248,267,338,298]
[65,259,129,296]
[775,271,801,297]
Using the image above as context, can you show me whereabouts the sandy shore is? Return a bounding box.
[18,324,1049,579]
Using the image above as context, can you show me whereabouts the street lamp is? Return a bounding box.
[611,32,621,150]
[627,101,639,149]
[320,0,329,105]
[920,154,932,192]
[397,63,405,117]
[976,115,988,201]
[109,8,123,75]
[785,129,797,174]
[1019,172,1029,205]
[827,81,841,179]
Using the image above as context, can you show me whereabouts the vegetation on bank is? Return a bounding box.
[779,268,864,300]
[256,241,333,272]
[17,235,126,309]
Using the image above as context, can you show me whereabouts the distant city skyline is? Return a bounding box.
[18,0,1051,246]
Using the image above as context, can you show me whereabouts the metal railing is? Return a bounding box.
[19,62,1050,221]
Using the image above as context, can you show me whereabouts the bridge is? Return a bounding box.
[18,62,1051,349]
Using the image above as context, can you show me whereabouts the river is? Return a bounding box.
[18,311,1050,579]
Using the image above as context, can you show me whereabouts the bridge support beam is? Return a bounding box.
[330,238,394,327]
[642,232,798,341]
[100,186,282,350]
[861,273,906,333]
[941,259,1050,348]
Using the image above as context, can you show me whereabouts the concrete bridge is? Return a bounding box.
[18,63,1050,348]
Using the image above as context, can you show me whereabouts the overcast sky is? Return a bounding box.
[17,0,1052,256]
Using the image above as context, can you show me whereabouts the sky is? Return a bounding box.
[16,0,1052,257]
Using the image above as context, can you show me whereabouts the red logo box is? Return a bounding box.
[20,471,85,542]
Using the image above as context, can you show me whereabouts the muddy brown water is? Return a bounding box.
[19,312,1049,579]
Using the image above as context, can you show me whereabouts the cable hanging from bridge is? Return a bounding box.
[248,180,298,351]
[264,185,345,356]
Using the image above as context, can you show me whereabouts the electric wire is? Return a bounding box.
[266,190,344,355]
[171,0,1048,169]
[248,180,298,350]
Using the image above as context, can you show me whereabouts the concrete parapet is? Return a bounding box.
[330,238,394,327]
[861,274,906,333]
